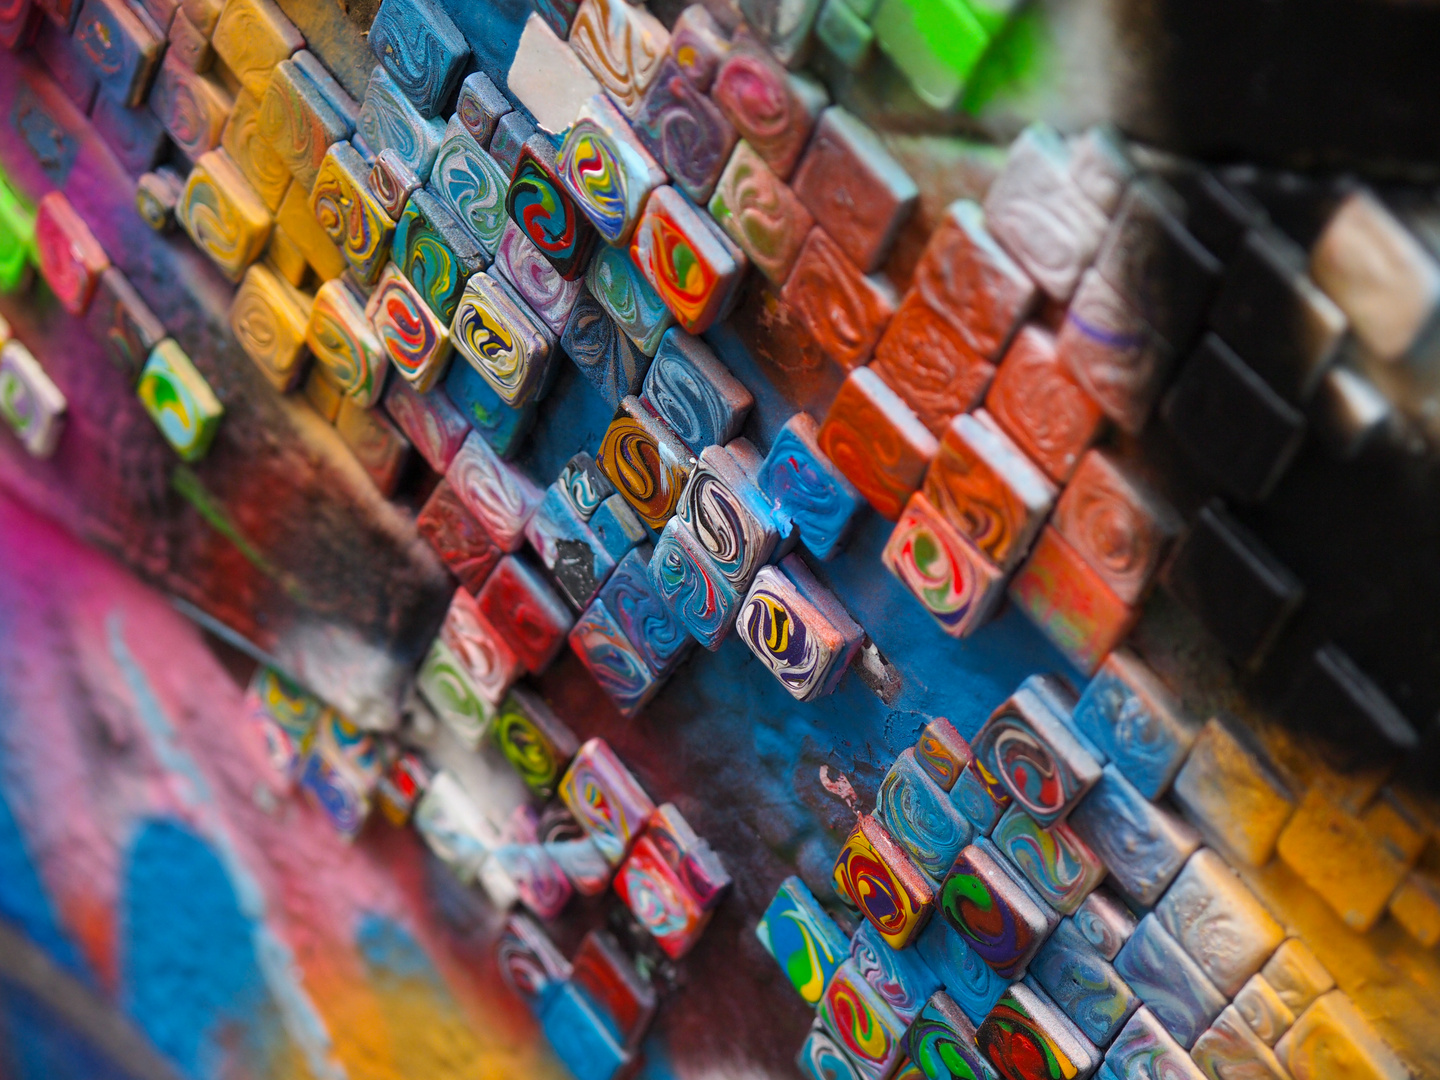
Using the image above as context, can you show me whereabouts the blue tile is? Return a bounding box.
[849,920,941,1024]
[1066,765,1200,907]
[913,915,1009,1026]
[598,546,692,677]
[1113,916,1226,1050]
[757,411,864,561]
[368,0,469,118]
[1029,919,1140,1047]
[444,356,536,458]
[539,982,631,1080]
[876,748,973,884]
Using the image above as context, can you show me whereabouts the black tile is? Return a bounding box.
[1162,332,1307,502]
[1181,170,1270,265]
[1284,644,1419,772]
[1162,499,1304,671]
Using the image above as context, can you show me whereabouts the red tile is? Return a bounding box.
[781,226,897,370]
[819,366,937,520]
[476,554,575,673]
[1010,525,1136,675]
[417,479,503,594]
[985,324,1104,484]
[870,292,996,435]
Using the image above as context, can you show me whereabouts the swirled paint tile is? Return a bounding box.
[177,149,272,282]
[538,982,631,1080]
[614,832,710,958]
[455,70,511,147]
[904,990,996,1080]
[598,395,694,529]
[1274,991,1404,1080]
[923,410,1056,572]
[445,428,542,550]
[631,184,746,334]
[586,244,674,356]
[849,920,941,1026]
[1114,915,1227,1049]
[258,58,349,193]
[817,959,907,1080]
[870,292,997,437]
[73,0,161,107]
[708,138,812,284]
[136,167,184,232]
[598,545,692,676]
[645,803,730,911]
[798,1025,865,1080]
[833,813,934,949]
[938,842,1050,979]
[0,341,66,458]
[992,806,1105,916]
[559,450,616,522]
[149,54,232,162]
[569,601,661,717]
[382,376,469,472]
[972,674,1099,828]
[443,356,536,458]
[1191,1005,1290,1080]
[570,929,657,1049]
[914,917,1010,1027]
[568,0,669,116]
[640,327,752,453]
[275,181,347,280]
[757,411,864,561]
[560,289,649,408]
[365,262,453,392]
[493,686,580,798]
[883,493,1006,639]
[229,262,310,390]
[1073,888,1136,963]
[711,37,827,179]
[1232,975,1293,1048]
[310,141,395,285]
[667,4,728,90]
[1030,918,1141,1047]
[756,875,849,1005]
[650,516,737,649]
[306,278,387,405]
[1105,1007,1207,1080]
[985,325,1104,485]
[416,477,503,593]
[430,117,511,256]
[677,443,779,588]
[525,484,618,609]
[498,913,571,1010]
[633,56,737,204]
[776,552,863,696]
[393,188,486,322]
[209,0,301,97]
[331,390,410,487]
[367,0,468,118]
[493,843,574,920]
[877,748,975,885]
[1068,766,1199,909]
[477,554,574,673]
[367,147,420,221]
[84,266,165,385]
[505,138,598,281]
[560,94,665,246]
[953,760,1011,836]
[738,565,845,700]
[137,339,223,461]
[915,717,975,794]
[356,65,446,179]
[975,982,1100,1080]
[1071,648,1198,800]
[439,584,523,705]
[784,227,898,370]
[558,737,656,865]
[453,271,557,408]
[493,220,584,335]
[820,366,936,520]
[417,635,496,748]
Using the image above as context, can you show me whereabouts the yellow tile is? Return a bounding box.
[210,0,302,98]
[221,88,291,211]
[1362,788,1429,864]
[230,262,311,390]
[303,364,343,419]
[178,148,272,281]
[1388,871,1440,948]
[274,181,345,282]
[1276,991,1409,1080]
[1261,938,1334,1015]
[1277,789,1408,932]
[265,224,308,286]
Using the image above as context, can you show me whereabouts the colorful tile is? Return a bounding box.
[782,227,897,369]
[738,565,849,700]
[913,916,1010,1026]
[1105,1007,1207,1080]
[258,58,349,193]
[561,288,649,408]
[137,339,223,461]
[36,191,110,315]
[876,748,974,885]
[1275,991,1407,1080]
[85,266,166,384]
[527,485,618,608]
[817,959,908,1080]
[640,327,753,453]
[498,912,571,1010]
[756,875,850,1006]
[904,990,995,1080]
[490,109,538,175]
[559,737,655,865]
[356,65,446,179]
[0,341,65,459]
[615,831,711,957]
[833,813,934,949]
[708,138,813,285]
[1072,888,1136,963]
[453,271,557,408]
[819,366,937,520]
[308,277,388,405]
[1113,917,1227,1051]
[229,262,309,390]
[651,515,738,649]
[976,981,1100,1080]
[275,181,346,280]
[209,0,301,98]
[848,920,940,1026]
[992,805,1105,917]
[798,1025,866,1080]
[598,545,692,676]
[645,804,730,910]
[505,135,599,282]
[1190,1005,1290,1080]
[985,324,1103,485]
[445,429,543,551]
[367,0,467,118]
[477,554,574,673]
[417,635,496,748]
[309,141,394,286]
[1232,975,1294,1048]
[883,492,1006,639]
[74,0,163,107]
[148,54,233,161]
[923,410,1055,572]
[586,244,673,357]
[393,188,486,323]
[915,717,974,793]
[1261,940,1334,1018]
[492,685,580,798]
[871,0,991,111]
[953,760,1010,836]
[369,138,422,220]
[417,478,503,592]
[493,842,574,919]
[1068,765,1199,907]
[631,184,746,334]
[677,443,779,589]
[455,69,511,146]
[869,292,996,438]
[633,56,737,205]
[667,4,728,90]
[711,35,827,179]
[938,841,1051,978]
[492,220,585,335]
[557,451,616,522]
[178,148,272,282]
[568,0,669,116]
[365,260,455,394]
[444,354,536,458]
[570,930,657,1050]
[757,411,865,561]
[136,168,185,232]
[440,584,523,704]
[538,978,631,1080]
[598,395,695,529]
[383,377,469,472]
[1030,918,1140,1047]
[429,117,511,256]
[560,94,666,247]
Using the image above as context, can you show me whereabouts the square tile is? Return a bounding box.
[418,635,497,748]
[870,293,996,438]
[992,805,1105,916]
[849,920,941,1025]
[757,410,864,560]
[782,227,897,369]
[74,0,163,107]
[490,109,537,175]
[1114,915,1227,1050]
[560,93,666,246]
[1156,849,1283,998]
[914,717,973,793]
[561,287,650,408]
[1030,918,1139,1047]
[818,366,937,521]
[738,565,848,700]
[834,813,934,948]
[35,191,109,315]
[798,1025,866,1080]
[559,737,656,864]
[366,262,453,392]
[711,34,826,179]
[445,429,543,550]
[567,0,670,116]
[258,58,350,193]
[906,993,995,1080]
[178,149,273,282]
[210,0,300,97]
[539,981,631,1080]
[615,831,711,957]
[938,840,1052,978]
[493,842,574,919]
[590,493,647,562]
[598,394,695,529]
[817,959,908,1079]
[876,747,974,884]
[633,56,736,204]
[1232,974,1294,1048]
[632,184,746,334]
[986,324,1103,485]
[586,243,674,357]
[598,545,692,676]
[1276,991,1409,1080]
[641,327,752,453]
[440,584,523,703]
[976,981,1100,1080]
[307,278,388,404]
[367,0,468,118]
[505,136,599,281]
[477,554,575,673]
[756,875,850,1005]
[1261,940,1334,1018]
[650,515,738,649]
[455,69,511,147]
[678,443,780,589]
[356,65,446,179]
[737,0,820,67]
[383,376,469,472]
[453,271,558,407]
[275,181,346,281]
[493,685,580,797]
[913,916,1009,1025]
[417,479,502,594]
[394,188,488,322]
[1191,1005,1290,1080]
[557,450,616,521]
[149,54,233,161]
[527,485,618,608]
[444,354,536,458]
[952,759,1009,836]
[0,341,65,458]
[708,139,813,285]
[1105,1007,1206,1080]
[645,803,730,910]
[1072,887,1136,962]
[492,219,584,335]
[570,930,657,1050]
[1067,764,1199,908]
[498,912,572,1011]
[138,339,223,461]
[666,4,728,90]
[230,263,310,390]
[307,141,395,285]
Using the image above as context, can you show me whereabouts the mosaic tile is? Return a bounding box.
[757,875,850,1005]
[976,981,1100,1080]
[641,327,752,453]
[834,813,934,948]
[453,271,558,408]
[1113,915,1226,1049]
[365,262,453,392]
[782,227,897,370]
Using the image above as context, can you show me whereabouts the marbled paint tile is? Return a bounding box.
[1190,1006,1290,1080]
[782,227,897,370]
[876,748,974,885]
[817,959,908,1080]
[526,485,618,609]
[444,354,537,458]
[177,149,272,283]
[560,93,666,246]
[85,265,165,384]
[453,271,558,408]
[645,803,731,910]
[368,147,421,221]
[258,58,349,193]
[631,184,747,334]
[1274,991,1407,1080]
[439,585,523,705]
[445,429,543,550]
[0,341,66,458]
[383,377,470,472]
[757,875,850,1006]
[417,635,496,748]
[149,54,233,162]
[1072,888,1137,963]
[833,813,934,949]
[558,736,657,864]
[904,990,995,1080]
[976,981,1100,1080]
[1067,765,1200,908]
[429,117,512,256]
[614,832,710,957]
[357,65,446,179]
[498,912,572,1010]
[310,140,396,286]
[711,36,826,179]
[559,450,616,521]
[586,244,674,356]
[938,841,1052,979]
[640,327,753,453]
[563,288,651,409]
[137,339,223,461]
[365,262,453,392]
[758,410,864,560]
[1029,918,1140,1048]
[505,137,599,281]
[308,277,388,404]
[883,492,1006,639]
[1232,975,1293,1048]
[493,686,580,798]
[992,805,1105,916]
[849,920,941,1026]
[1113,915,1227,1049]
[651,515,738,649]
[915,717,974,793]
[393,188,488,323]
[708,138,813,284]
[798,1025,865,1080]
[567,0,670,116]
[493,843,573,920]
[633,56,737,204]
[677,444,779,589]
[598,545,692,676]
[819,366,937,521]
[493,219,584,335]
[952,761,1010,836]
[476,554,575,673]
[914,917,1010,1027]
[455,69,511,146]
[1105,1007,1206,1080]
[738,565,845,700]
[367,0,469,118]
[598,395,695,528]
[416,478,503,593]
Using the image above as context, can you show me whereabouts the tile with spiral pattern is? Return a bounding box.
[445,429,543,550]
[1190,1005,1290,1080]
[562,288,650,408]
[758,411,864,560]
[367,0,468,118]
[986,325,1104,486]
[222,89,292,213]
[976,981,1100,1080]
[834,813,934,949]
[820,366,937,521]
[869,293,996,437]
[506,138,598,281]
[493,220,584,335]
[914,918,1010,1027]
[393,188,487,323]
[477,554,574,673]
[905,991,996,1080]
[798,1025,865,1080]
[307,279,388,405]
[666,4,728,90]
[1072,889,1136,964]
[136,339,221,463]
[849,920,941,1026]
[570,601,661,717]
[368,147,420,221]
[1105,1007,1206,1080]
[651,516,738,649]
[586,244,674,356]
[598,545,692,676]
[209,0,301,97]
[416,478,503,593]
[678,443,779,588]
[365,262,453,392]
[177,149,272,283]
[417,635,496,748]
[640,328,753,453]
[708,138,813,285]
[73,0,161,107]
[493,686,580,798]
[498,912,571,1011]
[335,396,412,494]
[877,748,974,885]
[939,842,1051,979]
[1068,766,1199,909]
[992,806,1105,917]
[429,118,511,257]
[558,451,616,522]
[757,875,850,1005]
[526,485,617,609]
[356,66,446,179]
[1232,975,1293,1048]
[972,674,1098,829]
[598,395,694,529]
[383,377,469,472]
[633,56,737,205]
[883,492,1006,639]
[560,94,665,247]
[923,410,1056,573]
[915,717,975,793]
[439,585,523,705]
[632,185,746,334]
[444,357,536,459]
[1114,915,1226,1049]
[645,804,730,911]
[738,564,847,700]
[1029,918,1141,1048]
[568,0,670,117]
[783,227,897,370]
[817,959,908,1080]
[559,737,656,865]
[711,36,827,180]
[150,55,233,162]
[258,59,350,194]
[310,140,395,285]
[453,271,557,408]
[614,831,710,957]
[455,70,510,146]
